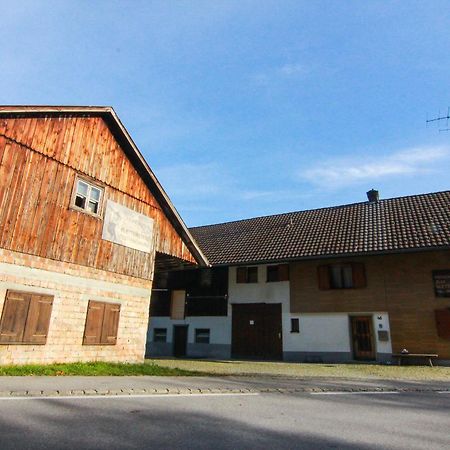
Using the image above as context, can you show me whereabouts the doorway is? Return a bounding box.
[231,303,283,360]
[173,325,188,357]
[350,316,375,360]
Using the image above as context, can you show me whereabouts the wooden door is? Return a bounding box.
[231,303,282,360]
[351,316,375,360]
[173,325,188,357]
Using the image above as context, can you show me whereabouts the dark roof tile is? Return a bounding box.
[190,191,450,265]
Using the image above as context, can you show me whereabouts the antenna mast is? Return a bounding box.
[426,107,450,132]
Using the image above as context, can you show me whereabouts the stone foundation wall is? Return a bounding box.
[0,248,152,365]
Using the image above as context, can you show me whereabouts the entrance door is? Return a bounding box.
[173,325,188,357]
[231,303,282,360]
[351,316,375,360]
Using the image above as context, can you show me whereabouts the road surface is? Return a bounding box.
[0,390,448,449]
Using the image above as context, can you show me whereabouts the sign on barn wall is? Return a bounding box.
[433,270,450,298]
[102,200,154,253]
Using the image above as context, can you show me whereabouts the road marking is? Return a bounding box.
[438,391,450,394]
[311,391,400,396]
[0,392,260,401]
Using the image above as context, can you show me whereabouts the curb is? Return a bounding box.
[0,385,448,398]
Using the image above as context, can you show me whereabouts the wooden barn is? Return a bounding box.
[0,105,208,365]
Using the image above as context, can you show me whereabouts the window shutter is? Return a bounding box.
[23,294,54,344]
[171,290,186,320]
[435,309,450,340]
[352,263,367,288]
[83,301,105,345]
[101,303,121,345]
[278,264,290,281]
[317,265,331,290]
[236,267,247,283]
[0,291,30,343]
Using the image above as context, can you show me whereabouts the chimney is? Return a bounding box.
[366,189,379,203]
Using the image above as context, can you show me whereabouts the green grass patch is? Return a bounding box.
[0,361,204,377]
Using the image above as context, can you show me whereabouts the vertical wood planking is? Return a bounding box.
[0,114,196,278]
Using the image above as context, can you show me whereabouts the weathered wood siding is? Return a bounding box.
[290,250,450,359]
[0,116,195,279]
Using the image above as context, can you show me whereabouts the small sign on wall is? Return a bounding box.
[102,200,154,253]
[433,270,450,298]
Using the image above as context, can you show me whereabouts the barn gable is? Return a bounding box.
[0,106,208,279]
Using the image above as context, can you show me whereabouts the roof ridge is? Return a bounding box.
[190,189,450,230]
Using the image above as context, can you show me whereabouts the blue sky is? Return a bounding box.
[1,1,449,226]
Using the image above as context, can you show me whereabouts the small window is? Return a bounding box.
[83,300,120,345]
[318,263,366,290]
[330,265,353,289]
[266,264,289,282]
[291,318,300,333]
[195,328,210,344]
[236,267,258,283]
[0,290,53,344]
[153,328,167,343]
[72,176,104,216]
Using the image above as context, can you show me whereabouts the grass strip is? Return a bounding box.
[0,361,205,377]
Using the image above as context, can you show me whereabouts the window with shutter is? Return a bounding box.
[83,300,121,345]
[101,303,120,344]
[267,264,289,282]
[23,295,54,344]
[0,291,53,345]
[435,309,450,340]
[317,265,331,290]
[236,267,258,283]
[318,263,366,290]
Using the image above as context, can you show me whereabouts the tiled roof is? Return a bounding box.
[190,191,450,265]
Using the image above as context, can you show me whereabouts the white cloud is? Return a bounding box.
[250,62,310,86]
[278,63,308,76]
[300,146,450,189]
[154,163,226,198]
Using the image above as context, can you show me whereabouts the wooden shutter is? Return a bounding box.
[101,303,121,345]
[83,301,105,345]
[23,294,53,344]
[317,265,331,290]
[236,267,247,283]
[352,263,367,288]
[0,291,30,343]
[171,290,186,320]
[435,309,450,340]
[278,264,290,281]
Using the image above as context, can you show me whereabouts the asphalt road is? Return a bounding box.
[0,391,448,449]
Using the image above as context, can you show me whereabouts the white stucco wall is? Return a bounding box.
[149,316,230,345]
[284,312,392,354]
[148,264,393,358]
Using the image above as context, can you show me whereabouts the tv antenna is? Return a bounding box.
[426,107,450,132]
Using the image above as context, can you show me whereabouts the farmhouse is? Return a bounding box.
[147,190,450,363]
[0,106,207,365]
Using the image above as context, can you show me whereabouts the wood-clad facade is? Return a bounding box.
[290,250,450,360]
[0,114,196,278]
[0,106,207,365]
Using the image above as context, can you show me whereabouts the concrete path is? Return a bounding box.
[0,375,448,398]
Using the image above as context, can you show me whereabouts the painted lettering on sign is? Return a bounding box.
[102,200,154,253]
[433,270,450,298]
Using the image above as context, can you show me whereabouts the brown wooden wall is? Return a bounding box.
[0,115,196,279]
[290,250,450,358]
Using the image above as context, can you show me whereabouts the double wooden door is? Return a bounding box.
[231,303,283,360]
[351,316,375,360]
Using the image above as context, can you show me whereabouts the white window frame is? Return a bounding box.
[71,175,104,218]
